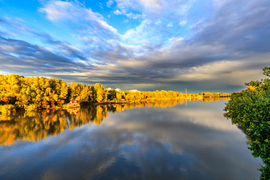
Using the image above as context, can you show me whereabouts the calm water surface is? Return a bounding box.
[0,100,262,180]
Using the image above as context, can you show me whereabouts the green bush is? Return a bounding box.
[224,67,270,180]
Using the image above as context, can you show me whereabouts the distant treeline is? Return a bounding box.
[0,74,230,114]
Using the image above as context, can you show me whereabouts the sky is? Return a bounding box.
[0,0,269,93]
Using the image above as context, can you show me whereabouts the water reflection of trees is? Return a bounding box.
[0,110,67,146]
[0,106,108,146]
[0,98,229,146]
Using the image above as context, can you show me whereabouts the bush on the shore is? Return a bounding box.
[224,67,270,180]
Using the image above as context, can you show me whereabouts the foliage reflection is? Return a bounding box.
[0,97,229,146]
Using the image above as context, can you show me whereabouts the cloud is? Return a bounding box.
[125,12,143,19]
[192,0,270,52]
[0,0,270,92]
[213,0,226,9]
[167,22,173,27]
[113,9,122,15]
[39,1,118,38]
[0,35,95,77]
[179,20,187,26]
[120,19,167,45]
[39,1,77,21]
[106,0,114,8]
[114,0,193,19]
[155,19,161,25]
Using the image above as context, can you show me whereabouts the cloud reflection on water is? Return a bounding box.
[0,100,262,180]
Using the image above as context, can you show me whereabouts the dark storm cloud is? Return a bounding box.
[83,1,270,84]
[0,17,89,63]
[0,37,69,64]
[0,36,95,74]
[108,0,270,90]
[193,0,270,53]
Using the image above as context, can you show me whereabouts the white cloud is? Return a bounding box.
[39,1,76,21]
[121,19,152,42]
[126,13,143,19]
[99,3,104,9]
[169,37,183,43]
[107,0,114,7]
[139,0,162,10]
[113,10,122,15]
[124,19,129,23]
[113,0,194,19]
[179,20,187,26]
[155,19,161,25]
[167,22,173,27]
[39,1,118,36]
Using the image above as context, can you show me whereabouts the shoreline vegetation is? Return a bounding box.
[224,67,270,180]
[0,74,231,116]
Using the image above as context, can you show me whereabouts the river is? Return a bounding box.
[0,99,262,180]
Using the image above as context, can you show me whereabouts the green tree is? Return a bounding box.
[224,67,270,180]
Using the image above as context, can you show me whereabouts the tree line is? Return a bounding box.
[0,74,107,114]
[0,74,230,114]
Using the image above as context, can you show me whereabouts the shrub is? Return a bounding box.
[224,67,270,180]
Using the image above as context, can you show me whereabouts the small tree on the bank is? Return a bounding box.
[224,67,270,180]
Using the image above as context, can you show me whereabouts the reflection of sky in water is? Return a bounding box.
[0,101,262,180]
